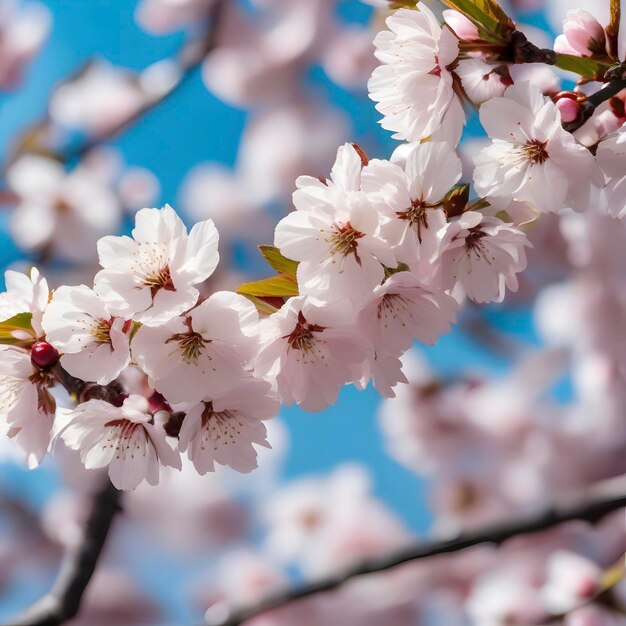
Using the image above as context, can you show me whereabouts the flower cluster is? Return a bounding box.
[3,0,626,495]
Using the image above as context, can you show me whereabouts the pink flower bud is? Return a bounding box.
[555,97,580,123]
[443,10,480,41]
[556,10,605,57]
[31,341,59,369]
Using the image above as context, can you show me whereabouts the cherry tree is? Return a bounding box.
[1,0,626,624]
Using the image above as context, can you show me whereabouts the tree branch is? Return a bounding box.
[564,78,626,133]
[5,480,122,626]
[205,492,626,626]
[1,367,126,626]
[4,0,226,172]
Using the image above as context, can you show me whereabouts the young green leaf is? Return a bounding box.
[258,245,299,277]
[237,274,299,298]
[0,312,34,345]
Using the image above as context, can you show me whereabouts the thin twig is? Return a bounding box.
[4,0,226,171]
[205,492,626,626]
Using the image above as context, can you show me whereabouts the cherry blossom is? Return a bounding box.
[0,0,50,90]
[5,155,122,262]
[177,378,278,475]
[255,296,367,412]
[361,141,462,269]
[0,267,49,337]
[357,272,457,396]
[131,291,259,404]
[55,395,181,491]
[553,10,606,58]
[474,82,600,214]
[0,346,56,468]
[436,211,531,304]
[368,5,465,143]
[94,205,219,326]
[275,143,395,306]
[41,285,131,386]
[135,0,216,34]
[49,62,146,137]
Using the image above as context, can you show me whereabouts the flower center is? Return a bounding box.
[377,293,411,323]
[327,221,365,263]
[284,312,325,353]
[521,139,549,164]
[396,199,431,243]
[175,332,205,363]
[135,242,176,297]
[92,319,113,344]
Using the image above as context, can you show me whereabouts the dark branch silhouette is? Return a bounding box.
[7,481,121,626]
[1,365,127,626]
[205,492,626,626]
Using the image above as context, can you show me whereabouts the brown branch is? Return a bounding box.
[6,481,122,626]
[5,0,225,171]
[205,492,626,626]
[1,366,126,626]
[68,0,225,162]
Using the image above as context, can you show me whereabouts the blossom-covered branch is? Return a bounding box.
[205,491,626,626]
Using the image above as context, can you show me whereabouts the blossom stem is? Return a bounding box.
[205,490,626,626]
[4,480,121,626]
[563,78,626,133]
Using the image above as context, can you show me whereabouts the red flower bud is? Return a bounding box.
[31,341,60,369]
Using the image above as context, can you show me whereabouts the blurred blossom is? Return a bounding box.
[5,154,122,262]
[0,0,50,90]
[135,0,216,34]
[179,163,271,242]
[49,62,145,137]
[238,101,348,204]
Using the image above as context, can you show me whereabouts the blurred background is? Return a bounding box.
[0,0,625,624]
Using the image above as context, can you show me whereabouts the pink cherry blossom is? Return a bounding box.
[6,155,122,262]
[554,10,606,58]
[275,143,395,306]
[368,5,465,143]
[94,205,219,326]
[0,0,50,90]
[55,395,181,491]
[49,62,146,137]
[357,272,457,396]
[135,0,216,34]
[436,211,531,303]
[131,291,259,404]
[0,346,55,468]
[540,550,602,614]
[442,9,480,41]
[0,267,48,337]
[255,296,367,412]
[177,378,278,474]
[474,82,601,213]
[361,141,462,270]
[41,285,131,385]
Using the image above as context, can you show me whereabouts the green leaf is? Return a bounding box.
[443,184,470,218]
[258,245,299,276]
[237,274,299,298]
[241,295,282,316]
[0,312,34,345]
[555,53,608,79]
[442,0,515,42]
